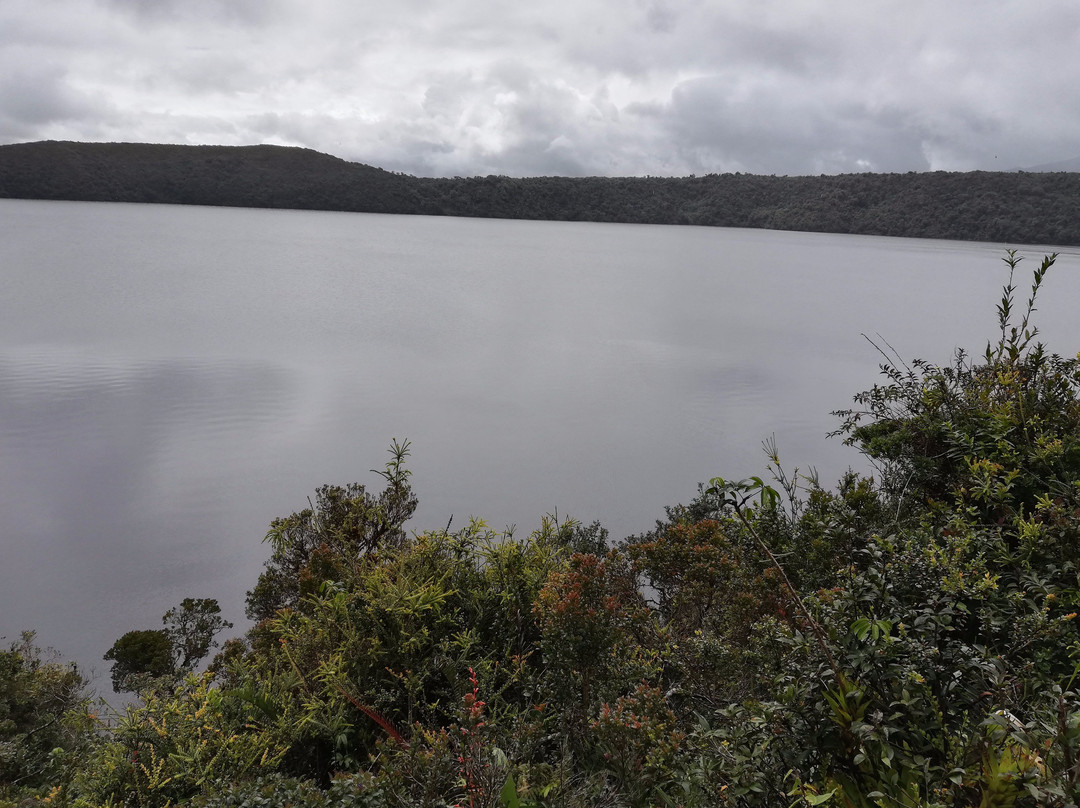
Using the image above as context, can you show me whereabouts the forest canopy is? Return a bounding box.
[2,141,1079,246]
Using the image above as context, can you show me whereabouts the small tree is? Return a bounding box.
[163,597,233,671]
[103,629,175,694]
[104,597,232,694]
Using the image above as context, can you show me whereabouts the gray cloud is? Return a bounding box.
[2,0,1079,175]
[97,0,282,26]
[651,75,933,174]
[0,66,108,140]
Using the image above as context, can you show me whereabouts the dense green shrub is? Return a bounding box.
[709,251,1080,806]
[102,630,175,694]
[0,633,93,802]
[11,250,1080,808]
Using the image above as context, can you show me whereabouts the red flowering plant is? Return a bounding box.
[452,667,510,808]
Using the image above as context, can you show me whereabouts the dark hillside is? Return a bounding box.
[2,140,1079,244]
[0,141,421,213]
[414,170,1080,244]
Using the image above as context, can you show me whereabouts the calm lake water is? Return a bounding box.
[2,198,1077,691]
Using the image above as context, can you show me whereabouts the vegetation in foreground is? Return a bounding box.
[5,250,1080,806]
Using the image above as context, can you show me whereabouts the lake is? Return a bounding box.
[2,198,1077,692]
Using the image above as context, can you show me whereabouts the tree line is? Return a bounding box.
[2,141,1079,245]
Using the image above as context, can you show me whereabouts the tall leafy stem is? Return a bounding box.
[986,251,1056,452]
[706,475,840,678]
[988,249,1055,366]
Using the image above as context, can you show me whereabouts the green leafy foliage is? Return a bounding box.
[75,672,290,807]
[12,250,1080,807]
[103,629,176,694]
[626,517,786,707]
[834,252,1080,529]
[245,439,418,625]
[534,549,655,716]
[164,598,234,671]
[0,633,92,799]
[104,597,233,694]
[589,682,682,805]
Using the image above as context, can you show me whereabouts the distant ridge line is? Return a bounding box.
[2,140,1078,246]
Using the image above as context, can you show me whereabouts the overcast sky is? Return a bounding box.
[1,0,1078,177]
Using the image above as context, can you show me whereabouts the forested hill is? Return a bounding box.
[3,140,1079,245]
